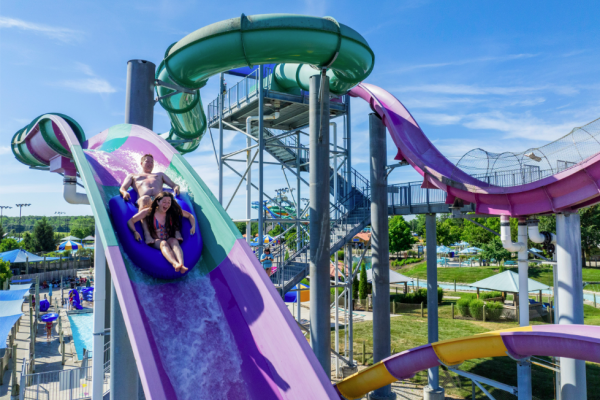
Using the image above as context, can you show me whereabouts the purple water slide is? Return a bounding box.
[349,83,600,216]
[17,116,338,400]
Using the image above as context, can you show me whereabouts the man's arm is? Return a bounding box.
[120,174,134,201]
[161,173,180,195]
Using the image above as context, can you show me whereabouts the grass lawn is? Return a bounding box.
[333,293,600,399]
[399,262,600,287]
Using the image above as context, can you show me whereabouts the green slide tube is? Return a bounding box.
[156,13,374,154]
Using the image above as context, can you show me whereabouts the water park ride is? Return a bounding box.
[9,12,599,400]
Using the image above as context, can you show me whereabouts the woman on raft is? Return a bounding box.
[128,191,196,274]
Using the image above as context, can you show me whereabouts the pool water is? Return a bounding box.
[68,313,94,359]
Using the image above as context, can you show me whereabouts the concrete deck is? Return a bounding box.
[0,282,89,400]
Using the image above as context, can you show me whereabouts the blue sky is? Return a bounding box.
[1,1,599,221]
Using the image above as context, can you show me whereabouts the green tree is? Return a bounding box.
[388,216,415,256]
[579,205,600,265]
[358,262,368,300]
[234,222,246,236]
[70,216,95,238]
[32,217,55,252]
[268,224,283,237]
[436,216,463,246]
[481,237,511,264]
[0,238,19,252]
[284,228,298,249]
[460,215,500,247]
[414,214,426,237]
[0,223,5,244]
[0,259,12,289]
[21,232,36,252]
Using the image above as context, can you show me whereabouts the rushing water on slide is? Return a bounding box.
[129,258,251,400]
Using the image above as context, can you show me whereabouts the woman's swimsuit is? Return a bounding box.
[154,217,169,240]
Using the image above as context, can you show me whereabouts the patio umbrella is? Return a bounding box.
[57,241,80,251]
[437,245,452,253]
[459,248,478,254]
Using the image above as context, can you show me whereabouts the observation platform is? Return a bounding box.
[387,182,475,215]
[207,69,348,132]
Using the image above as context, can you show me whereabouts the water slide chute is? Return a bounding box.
[155,13,375,154]
[10,12,600,400]
[11,115,342,399]
[349,83,600,216]
[335,324,600,400]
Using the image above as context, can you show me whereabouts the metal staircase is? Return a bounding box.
[269,166,372,294]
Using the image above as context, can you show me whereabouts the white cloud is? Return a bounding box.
[0,16,83,43]
[302,0,327,16]
[57,63,116,94]
[394,53,539,73]
[395,83,578,96]
[0,146,11,155]
[461,111,578,141]
[60,78,117,93]
[414,113,463,126]
[403,97,481,109]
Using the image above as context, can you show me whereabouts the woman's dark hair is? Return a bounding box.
[147,191,183,239]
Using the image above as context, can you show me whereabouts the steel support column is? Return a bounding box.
[556,213,586,399]
[113,59,155,400]
[218,73,225,205]
[110,284,139,400]
[125,60,155,129]
[345,95,352,209]
[92,226,106,400]
[424,213,444,400]
[517,218,532,400]
[257,67,265,256]
[309,73,331,374]
[296,131,301,251]
[368,114,395,400]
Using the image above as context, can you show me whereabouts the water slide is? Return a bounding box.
[335,325,600,400]
[12,115,340,400]
[10,12,600,399]
[349,83,600,216]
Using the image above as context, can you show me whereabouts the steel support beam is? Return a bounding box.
[92,226,106,400]
[423,213,444,400]
[218,73,225,204]
[110,284,139,400]
[125,60,155,129]
[112,59,155,400]
[556,213,587,399]
[309,73,331,374]
[517,218,532,400]
[368,114,396,400]
[257,67,265,255]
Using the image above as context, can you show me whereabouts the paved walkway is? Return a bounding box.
[0,287,83,400]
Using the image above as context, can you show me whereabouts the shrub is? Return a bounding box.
[485,301,504,321]
[457,298,471,317]
[480,291,502,300]
[469,299,485,320]
[438,288,444,303]
[498,265,505,273]
[359,262,368,300]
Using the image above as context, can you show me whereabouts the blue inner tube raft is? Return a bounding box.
[108,189,203,280]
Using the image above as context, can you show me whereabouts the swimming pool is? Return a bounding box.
[68,313,94,360]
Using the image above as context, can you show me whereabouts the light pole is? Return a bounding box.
[15,204,31,245]
[55,212,66,236]
[0,206,11,231]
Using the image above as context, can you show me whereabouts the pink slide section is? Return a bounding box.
[349,83,600,216]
